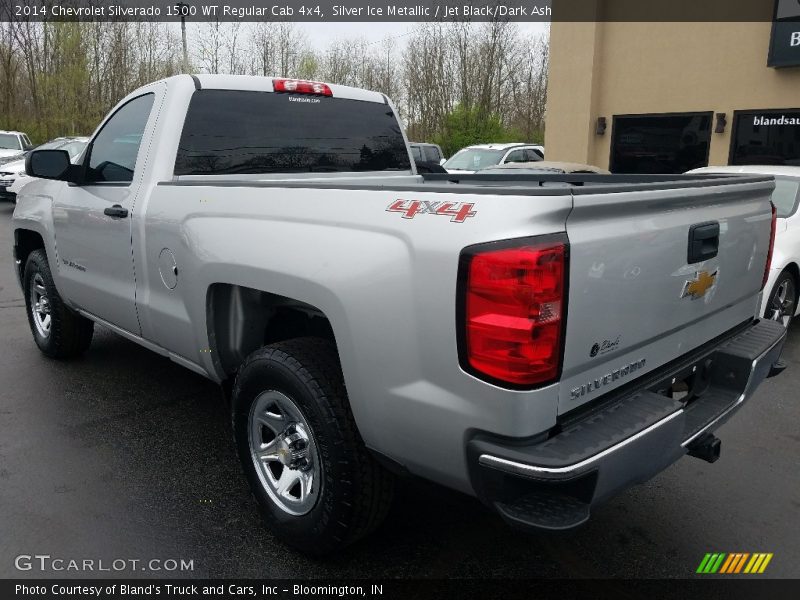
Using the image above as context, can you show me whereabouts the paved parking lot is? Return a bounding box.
[0,201,798,579]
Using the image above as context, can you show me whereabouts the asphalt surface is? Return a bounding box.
[0,200,798,580]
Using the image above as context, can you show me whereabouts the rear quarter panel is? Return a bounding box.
[139,183,572,493]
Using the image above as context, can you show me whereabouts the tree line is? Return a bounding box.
[0,18,548,156]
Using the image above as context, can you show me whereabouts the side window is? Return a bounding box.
[86,93,155,184]
[772,179,800,218]
[423,145,441,162]
[411,146,423,161]
[22,135,32,148]
[505,150,525,163]
[523,149,541,161]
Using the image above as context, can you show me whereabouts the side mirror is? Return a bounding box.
[26,149,76,182]
[439,158,447,166]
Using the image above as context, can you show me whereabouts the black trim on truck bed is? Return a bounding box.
[157,173,774,197]
[421,172,775,195]
[466,319,786,532]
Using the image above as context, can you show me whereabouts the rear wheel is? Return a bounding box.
[765,270,797,328]
[232,337,394,555]
[23,249,94,358]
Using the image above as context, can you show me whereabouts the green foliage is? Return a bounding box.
[431,105,543,158]
[2,21,180,144]
[296,52,320,80]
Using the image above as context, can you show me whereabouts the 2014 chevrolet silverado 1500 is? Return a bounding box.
[12,75,787,555]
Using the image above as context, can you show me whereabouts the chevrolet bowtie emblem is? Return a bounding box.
[682,269,718,299]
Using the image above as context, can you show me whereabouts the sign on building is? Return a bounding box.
[769,0,800,67]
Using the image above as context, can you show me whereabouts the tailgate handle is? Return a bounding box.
[688,222,719,264]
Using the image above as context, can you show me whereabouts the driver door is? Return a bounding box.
[52,93,156,335]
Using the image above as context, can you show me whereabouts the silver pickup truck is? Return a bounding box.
[12,75,786,555]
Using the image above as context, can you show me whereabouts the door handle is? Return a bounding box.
[104,204,129,218]
[688,221,719,264]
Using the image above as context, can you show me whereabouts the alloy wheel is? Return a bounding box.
[769,277,795,327]
[248,390,320,516]
[30,272,51,338]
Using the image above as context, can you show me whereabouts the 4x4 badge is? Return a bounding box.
[386,199,476,223]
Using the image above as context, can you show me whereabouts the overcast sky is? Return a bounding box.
[299,21,549,47]
[186,21,549,50]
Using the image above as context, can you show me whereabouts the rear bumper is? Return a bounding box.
[467,319,787,531]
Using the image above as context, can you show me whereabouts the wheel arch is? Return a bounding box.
[13,228,46,284]
[206,283,339,380]
[784,263,800,316]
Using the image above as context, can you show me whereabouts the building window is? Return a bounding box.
[610,112,712,174]
[730,109,800,166]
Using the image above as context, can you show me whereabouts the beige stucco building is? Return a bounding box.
[545,7,800,173]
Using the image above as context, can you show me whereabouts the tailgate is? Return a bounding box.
[559,179,775,414]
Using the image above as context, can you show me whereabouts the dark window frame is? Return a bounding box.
[728,107,800,166]
[609,111,713,174]
[81,92,156,187]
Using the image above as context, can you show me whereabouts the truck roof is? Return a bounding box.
[0,130,26,136]
[189,74,386,104]
[458,143,544,151]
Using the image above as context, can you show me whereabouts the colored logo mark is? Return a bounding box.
[696,553,773,574]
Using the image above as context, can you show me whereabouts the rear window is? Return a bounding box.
[0,133,21,150]
[444,148,505,171]
[423,145,441,162]
[773,177,800,218]
[174,90,411,175]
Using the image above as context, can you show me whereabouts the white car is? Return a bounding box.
[443,143,545,174]
[0,137,88,203]
[0,130,33,163]
[478,160,610,175]
[689,165,800,327]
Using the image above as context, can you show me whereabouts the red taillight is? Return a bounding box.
[762,202,777,290]
[461,237,567,387]
[272,78,332,97]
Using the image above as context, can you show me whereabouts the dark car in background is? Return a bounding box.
[409,142,445,165]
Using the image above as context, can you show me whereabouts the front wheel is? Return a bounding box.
[765,271,797,328]
[23,249,94,358]
[232,337,394,556]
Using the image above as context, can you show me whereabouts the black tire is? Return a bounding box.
[232,337,394,556]
[23,249,94,358]
[765,270,797,328]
